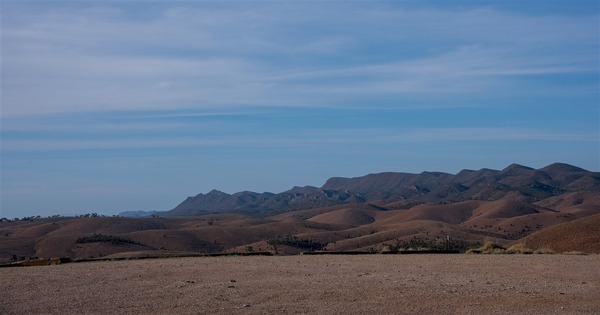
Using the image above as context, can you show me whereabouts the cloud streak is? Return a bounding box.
[2,3,597,116]
[3,126,595,153]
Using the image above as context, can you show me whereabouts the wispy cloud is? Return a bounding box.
[3,125,595,153]
[2,3,597,116]
[391,128,598,142]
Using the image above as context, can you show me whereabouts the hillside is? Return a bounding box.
[510,214,600,254]
[2,162,599,263]
[2,196,599,262]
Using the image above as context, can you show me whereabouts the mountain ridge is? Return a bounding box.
[122,162,599,217]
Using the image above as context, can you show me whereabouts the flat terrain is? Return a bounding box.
[1,254,599,314]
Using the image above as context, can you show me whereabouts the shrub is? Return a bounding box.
[267,236,326,251]
[76,233,139,245]
[466,242,506,254]
[395,239,478,253]
[506,244,533,254]
[533,248,555,254]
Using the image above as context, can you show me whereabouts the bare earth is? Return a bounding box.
[1,255,599,314]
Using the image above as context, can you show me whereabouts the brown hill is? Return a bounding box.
[5,192,600,262]
[3,195,600,263]
[306,206,378,227]
[511,214,600,253]
[3,163,599,263]
[534,191,600,210]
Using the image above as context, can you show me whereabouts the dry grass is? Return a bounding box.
[467,242,555,255]
[506,244,534,254]
[533,247,555,255]
[466,242,507,254]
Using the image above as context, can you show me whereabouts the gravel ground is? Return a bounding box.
[1,254,599,314]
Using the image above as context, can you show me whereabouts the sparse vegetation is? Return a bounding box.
[533,248,555,254]
[467,242,556,255]
[267,236,326,251]
[505,244,533,254]
[466,242,507,254]
[76,234,140,245]
[384,238,478,253]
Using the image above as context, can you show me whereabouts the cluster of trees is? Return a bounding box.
[75,213,105,218]
[267,236,327,251]
[1,213,124,223]
[76,233,139,245]
[1,215,46,222]
[383,238,481,253]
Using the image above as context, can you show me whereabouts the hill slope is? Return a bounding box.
[511,214,600,254]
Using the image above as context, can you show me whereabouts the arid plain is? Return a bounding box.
[2,254,599,314]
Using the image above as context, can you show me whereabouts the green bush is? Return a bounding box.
[267,236,326,251]
[76,233,139,245]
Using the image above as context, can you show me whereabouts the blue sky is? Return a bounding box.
[1,1,599,218]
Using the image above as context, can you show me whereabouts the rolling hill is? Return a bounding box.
[509,214,600,254]
[1,162,599,263]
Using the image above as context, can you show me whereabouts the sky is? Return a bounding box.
[1,1,599,218]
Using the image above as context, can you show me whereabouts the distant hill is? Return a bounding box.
[158,186,365,217]
[157,162,599,217]
[118,210,161,218]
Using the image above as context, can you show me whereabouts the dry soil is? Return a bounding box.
[1,254,599,314]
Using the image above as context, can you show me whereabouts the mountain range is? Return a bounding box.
[126,162,599,217]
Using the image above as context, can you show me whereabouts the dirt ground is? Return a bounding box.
[1,254,599,314]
